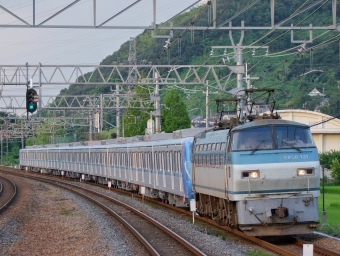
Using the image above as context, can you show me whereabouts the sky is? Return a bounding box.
[0,0,201,114]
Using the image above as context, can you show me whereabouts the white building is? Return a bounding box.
[278,109,340,153]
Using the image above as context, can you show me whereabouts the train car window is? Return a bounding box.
[173,152,177,172]
[149,152,152,170]
[212,143,216,150]
[165,152,168,171]
[161,152,164,171]
[132,152,136,168]
[208,144,212,150]
[161,152,165,171]
[219,154,225,166]
[178,152,182,173]
[231,126,272,151]
[154,152,158,171]
[207,154,211,166]
[169,151,173,172]
[139,152,141,169]
[137,152,139,168]
[275,126,315,149]
[159,152,163,171]
[129,152,132,168]
[214,154,219,167]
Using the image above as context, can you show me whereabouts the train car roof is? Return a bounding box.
[21,127,209,151]
[232,119,309,132]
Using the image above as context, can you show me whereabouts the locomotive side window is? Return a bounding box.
[221,143,226,151]
[216,143,221,150]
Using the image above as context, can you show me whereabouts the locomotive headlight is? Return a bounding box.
[297,168,314,176]
[242,170,260,179]
[249,172,259,178]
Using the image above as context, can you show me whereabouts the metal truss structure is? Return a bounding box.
[0,94,154,112]
[0,0,339,141]
[0,0,338,32]
[0,64,242,89]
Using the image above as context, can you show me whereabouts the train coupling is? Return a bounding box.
[275,206,288,218]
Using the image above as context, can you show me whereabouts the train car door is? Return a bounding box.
[224,136,229,198]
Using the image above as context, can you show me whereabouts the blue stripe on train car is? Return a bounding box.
[229,149,319,165]
[182,137,194,199]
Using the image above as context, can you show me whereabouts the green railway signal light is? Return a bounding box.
[26,88,38,113]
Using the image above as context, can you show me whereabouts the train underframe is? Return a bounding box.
[21,167,318,236]
[196,193,238,227]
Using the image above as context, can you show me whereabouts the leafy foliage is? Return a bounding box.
[319,150,340,169]
[121,85,154,137]
[161,89,191,133]
[330,158,340,185]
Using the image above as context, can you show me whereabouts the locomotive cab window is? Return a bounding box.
[276,126,315,148]
[231,126,272,151]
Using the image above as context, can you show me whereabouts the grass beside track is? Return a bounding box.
[318,186,340,237]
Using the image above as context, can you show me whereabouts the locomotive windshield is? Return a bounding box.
[231,125,315,151]
[231,127,272,151]
[275,126,315,149]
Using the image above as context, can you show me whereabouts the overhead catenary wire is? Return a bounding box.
[152,1,212,66]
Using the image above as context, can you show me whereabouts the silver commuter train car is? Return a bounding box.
[20,119,320,236]
[20,128,206,208]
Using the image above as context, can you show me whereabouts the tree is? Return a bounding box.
[161,89,191,133]
[330,158,340,185]
[121,85,153,137]
[319,150,340,169]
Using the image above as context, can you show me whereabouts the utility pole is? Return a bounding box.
[21,121,24,149]
[116,84,120,137]
[155,72,161,134]
[0,127,2,166]
[205,86,209,128]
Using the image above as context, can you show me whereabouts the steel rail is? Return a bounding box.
[0,167,205,256]
[0,175,17,214]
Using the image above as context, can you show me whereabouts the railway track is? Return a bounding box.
[2,166,340,256]
[0,167,204,256]
[0,174,17,214]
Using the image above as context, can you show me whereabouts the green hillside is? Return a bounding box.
[52,1,340,139]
